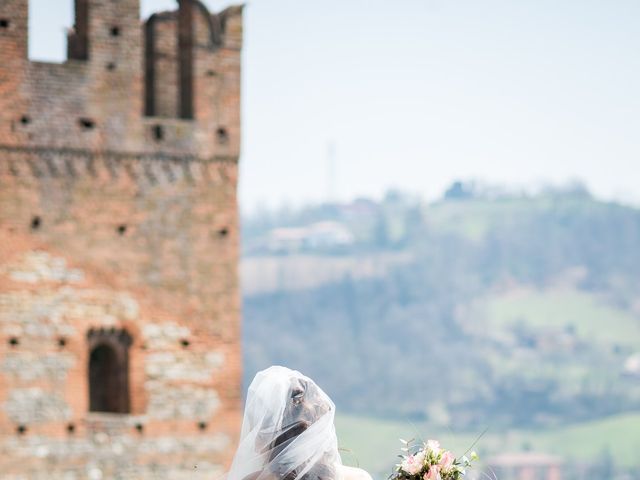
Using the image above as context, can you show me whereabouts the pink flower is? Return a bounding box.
[424,465,441,480]
[401,451,425,476]
[438,451,455,472]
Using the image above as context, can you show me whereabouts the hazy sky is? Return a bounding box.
[29,1,640,211]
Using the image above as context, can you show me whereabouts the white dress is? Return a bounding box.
[225,366,373,480]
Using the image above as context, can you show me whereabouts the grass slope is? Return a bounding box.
[484,287,640,347]
[336,413,640,478]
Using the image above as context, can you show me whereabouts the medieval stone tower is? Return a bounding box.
[0,0,243,478]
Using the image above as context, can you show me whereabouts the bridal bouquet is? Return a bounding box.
[390,438,478,480]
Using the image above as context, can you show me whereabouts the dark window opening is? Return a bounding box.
[88,328,132,414]
[66,423,76,434]
[135,423,144,434]
[180,339,190,348]
[143,15,157,117]
[178,0,195,119]
[145,0,203,119]
[216,127,229,144]
[152,125,164,142]
[0,19,10,29]
[218,227,229,237]
[58,337,67,348]
[20,116,30,125]
[198,421,208,431]
[106,62,116,71]
[117,225,127,236]
[110,26,120,37]
[68,0,89,61]
[31,216,41,230]
[8,337,19,347]
[16,425,27,435]
[79,118,95,130]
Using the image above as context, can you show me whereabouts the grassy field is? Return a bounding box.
[482,287,640,347]
[336,413,640,478]
[424,197,566,242]
[424,195,611,243]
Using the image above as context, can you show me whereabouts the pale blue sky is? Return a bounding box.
[29,1,640,211]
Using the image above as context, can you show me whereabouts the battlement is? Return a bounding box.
[0,0,243,160]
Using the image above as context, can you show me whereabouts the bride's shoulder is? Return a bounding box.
[338,465,373,480]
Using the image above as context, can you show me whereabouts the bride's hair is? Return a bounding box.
[264,377,336,480]
[227,367,342,480]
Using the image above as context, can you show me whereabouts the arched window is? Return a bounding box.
[87,328,132,414]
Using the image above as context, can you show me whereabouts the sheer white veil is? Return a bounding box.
[226,366,343,480]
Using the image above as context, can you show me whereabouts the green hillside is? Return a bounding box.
[242,185,640,474]
[336,413,640,478]
[482,287,640,347]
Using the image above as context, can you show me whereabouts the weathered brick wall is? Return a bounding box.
[0,1,243,478]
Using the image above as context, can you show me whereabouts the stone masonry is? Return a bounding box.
[0,1,243,478]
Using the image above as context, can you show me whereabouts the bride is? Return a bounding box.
[226,366,373,480]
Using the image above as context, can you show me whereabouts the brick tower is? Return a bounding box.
[0,1,243,478]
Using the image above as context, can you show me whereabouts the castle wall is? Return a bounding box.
[0,1,243,477]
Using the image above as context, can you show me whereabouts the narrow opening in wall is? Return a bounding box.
[79,118,96,130]
[180,339,191,348]
[68,0,90,60]
[31,216,41,230]
[106,62,117,71]
[66,423,76,434]
[117,225,128,236]
[28,0,73,63]
[16,425,27,435]
[198,421,208,431]
[152,125,164,142]
[135,423,144,434]
[20,115,31,125]
[218,227,229,237]
[178,0,195,120]
[110,26,121,37]
[216,127,229,144]
[88,328,132,415]
[58,337,67,348]
[8,337,19,347]
[0,19,10,29]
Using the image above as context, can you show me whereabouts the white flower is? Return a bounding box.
[426,440,441,456]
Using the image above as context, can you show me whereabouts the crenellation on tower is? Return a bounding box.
[0,0,243,478]
[0,0,243,156]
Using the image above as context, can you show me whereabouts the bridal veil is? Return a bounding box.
[226,366,343,480]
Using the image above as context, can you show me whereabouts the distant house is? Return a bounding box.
[266,227,309,252]
[304,221,355,248]
[265,221,355,253]
[487,452,563,480]
[623,353,640,377]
